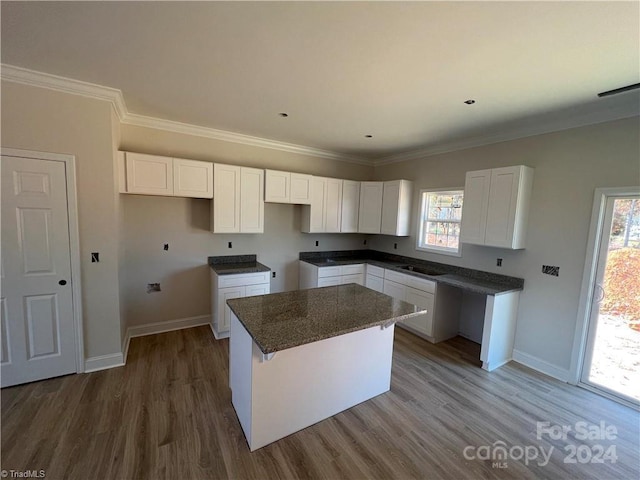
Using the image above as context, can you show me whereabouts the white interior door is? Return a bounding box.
[1,155,77,387]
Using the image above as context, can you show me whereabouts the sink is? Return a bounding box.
[399,265,446,276]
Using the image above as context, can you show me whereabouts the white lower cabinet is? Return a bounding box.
[211,270,270,338]
[299,261,365,289]
[382,269,459,343]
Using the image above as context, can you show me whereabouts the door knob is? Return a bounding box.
[59,280,67,286]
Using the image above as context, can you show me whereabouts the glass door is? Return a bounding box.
[580,196,640,404]
[581,196,640,404]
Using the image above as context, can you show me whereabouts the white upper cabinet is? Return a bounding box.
[212,164,265,234]
[358,182,384,233]
[461,165,534,249]
[124,152,174,196]
[381,180,413,236]
[264,170,312,204]
[173,158,213,198]
[301,177,342,233]
[212,164,241,233]
[341,180,360,233]
[290,173,313,204]
[119,151,214,199]
[325,178,343,232]
[240,167,265,233]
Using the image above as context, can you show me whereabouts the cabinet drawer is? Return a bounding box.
[341,274,364,285]
[318,266,342,278]
[366,264,384,278]
[341,264,365,275]
[218,272,270,288]
[384,269,435,293]
[318,276,341,287]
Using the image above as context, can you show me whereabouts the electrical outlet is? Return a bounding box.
[147,283,161,293]
[228,242,232,248]
[164,243,169,251]
[496,258,503,267]
[91,252,100,263]
[272,272,276,278]
[542,265,560,277]
[363,239,367,246]
[394,243,398,250]
[315,241,319,247]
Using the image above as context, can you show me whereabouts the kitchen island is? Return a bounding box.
[226,283,425,451]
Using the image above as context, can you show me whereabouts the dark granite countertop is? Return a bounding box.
[227,283,426,354]
[299,250,524,296]
[208,255,271,275]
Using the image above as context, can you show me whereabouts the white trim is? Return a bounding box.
[0,64,370,166]
[1,64,127,120]
[373,106,639,166]
[1,147,86,374]
[578,382,640,412]
[569,186,640,384]
[122,314,212,363]
[512,349,570,383]
[84,352,125,373]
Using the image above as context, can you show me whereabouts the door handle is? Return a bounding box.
[593,284,605,303]
[58,280,68,286]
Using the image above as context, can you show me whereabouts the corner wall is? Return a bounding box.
[372,116,640,377]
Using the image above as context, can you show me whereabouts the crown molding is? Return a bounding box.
[1,64,128,120]
[123,113,372,165]
[1,63,372,166]
[373,103,639,166]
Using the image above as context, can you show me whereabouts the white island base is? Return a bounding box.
[229,313,395,451]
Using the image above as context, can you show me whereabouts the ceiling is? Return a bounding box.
[2,1,639,162]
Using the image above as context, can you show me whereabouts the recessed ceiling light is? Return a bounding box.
[464,99,476,105]
[365,135,373,138]
[278,112,289,117]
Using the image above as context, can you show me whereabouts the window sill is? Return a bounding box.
[415,245,462,257]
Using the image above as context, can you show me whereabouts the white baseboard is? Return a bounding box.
[512,349,570,382]
[84,352,125,373]
[122,314,212,363]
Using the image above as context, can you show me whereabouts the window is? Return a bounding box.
[416,189,464,256]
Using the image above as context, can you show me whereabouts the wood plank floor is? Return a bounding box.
[2,326,638,479]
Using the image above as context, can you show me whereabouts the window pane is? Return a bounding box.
[418,190,464,254]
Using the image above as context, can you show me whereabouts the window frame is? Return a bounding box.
[415,187,464,257]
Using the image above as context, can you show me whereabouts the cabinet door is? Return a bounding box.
[460,169,491,245]
[341,180,360,233]
[402,287,435,336]
[324,178,343,233]
[240,167,264,233]
[265,170,290,203]
[218,286,244,332]
[318,276,341,287]
[485,167,519,248]
[383,279,405,300]
[358,182,383,233]
[246,283,270,297]
[173,158,213,198]
[303,177,327,233]
[366,274,384,293]
[212,164,241,233]
[381,180,401,235]
[341,274,364,286]
[290,173,312,205]
[125,152,174,196]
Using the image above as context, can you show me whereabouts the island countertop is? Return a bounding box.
[226,284,426,354]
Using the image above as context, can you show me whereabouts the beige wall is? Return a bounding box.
[372,117,640,373]
[119,124,373,328]
[1,81,122,360]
